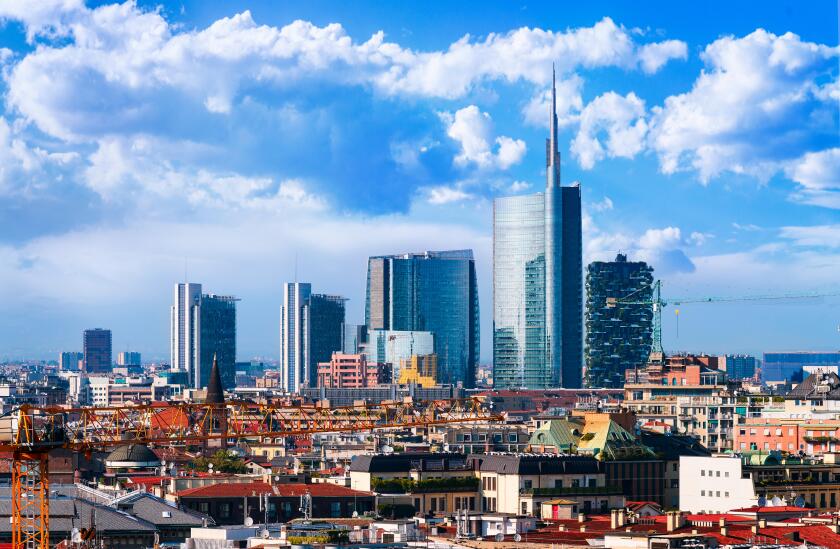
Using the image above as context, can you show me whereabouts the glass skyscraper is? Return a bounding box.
[83,328,112,374]
[763,352,840,382]
[171,283,238,389]
[280,282,346,392]
[199,294,238,390]
[365,250,479,387]
[492,68,583,389]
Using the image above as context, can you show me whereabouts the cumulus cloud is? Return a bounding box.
[638,40,688,73]
[647,29,839,186]
[786,148,840,209]
[522,75,584,128]
[589,196,614,212]
[425,185,473,205]
[571,92,647,169]
[441,106,526,170]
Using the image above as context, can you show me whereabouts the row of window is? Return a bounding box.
[700,490,730,497]
[455,433,519,443]
[699,469,730,478]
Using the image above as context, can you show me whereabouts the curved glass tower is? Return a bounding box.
[492,67,583,389]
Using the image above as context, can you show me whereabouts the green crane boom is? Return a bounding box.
[606,281,840,360]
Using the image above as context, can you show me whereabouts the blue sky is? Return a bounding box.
[0,0,837,363]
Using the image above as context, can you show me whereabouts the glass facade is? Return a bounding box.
[199,294,238,390]
[763,352,840,382]
[365,250,479,387]
[83,328,112,374]
[492,71,583,389]
[309,294,347,387]
[368,329,434,380]
[493,194,550,388]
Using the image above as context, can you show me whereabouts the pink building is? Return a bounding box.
[317,353,385,388]
[734,418,840,455]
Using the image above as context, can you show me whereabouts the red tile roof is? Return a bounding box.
[177,482,373,498]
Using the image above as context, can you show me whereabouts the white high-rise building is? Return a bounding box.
[171,283,202,385]
[280,282,311,393]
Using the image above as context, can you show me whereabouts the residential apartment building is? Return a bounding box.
[734,418,840,454]
[317,353,387,388]
[681,453,840,513]
[584,253,654,388]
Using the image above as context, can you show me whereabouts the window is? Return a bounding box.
[701,470,705,476]
[750,429,756,435]
[521,502,528,514]
[509,433,518,442]
[331,502,341,517]
[725,471,729,478]
[701,490,705,496]
[716,491,720,497]
[789,428,795,436]
[740,442,746,449]
[218,503,231,519]
[523,480,532,490]
[589,478,597,488]
[554,479,563,488]
[716,471,720,477]
[764,429,770,436]
[440,497,446,512]
[725,492,730,497]
[776,429,782,436]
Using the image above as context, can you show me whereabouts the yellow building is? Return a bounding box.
[398,354,437,387]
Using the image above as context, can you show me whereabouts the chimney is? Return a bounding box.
[666,511,683,532]
[751,525,759,535]
[611,510,619,530]
[719,518,726,527]
[578,514,586,523]
[617,508,626,527]
[758,519,767,528]
[830,524,840,534]
[558,525,566,532]
[720,525,728,537]
[579,526,586,533]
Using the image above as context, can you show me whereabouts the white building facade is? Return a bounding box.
[679,455,758,512]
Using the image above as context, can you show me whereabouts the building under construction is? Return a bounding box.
[584,254,654,388]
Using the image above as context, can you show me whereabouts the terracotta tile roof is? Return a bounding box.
[177,482,373,498]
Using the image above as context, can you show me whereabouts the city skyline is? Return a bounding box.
[0,1,838,361]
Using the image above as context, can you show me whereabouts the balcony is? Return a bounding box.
[372,477,479,494]
[520,485,623,497]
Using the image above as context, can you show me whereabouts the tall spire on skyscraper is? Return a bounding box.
[546,63,560,185]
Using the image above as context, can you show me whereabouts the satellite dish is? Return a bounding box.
[352,511,359,518]
[71,528,81,543]
[244,517,254,527]
[495,534,504,542]
[514,534,522,542]
[771,496,783,507]
[794,496,806,508]
[261,529,270,539]
[757,496,767,507]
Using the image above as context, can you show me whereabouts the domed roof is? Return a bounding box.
[105,444,161,466]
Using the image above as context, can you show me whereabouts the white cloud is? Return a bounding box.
[780,224,840,249]
[589,196,614,212]
[522,75,583,128]
[425,186,473,205]
[441,105,526,170]
[688,231,713,246]
[84,135,324,211]
[786,148,840,209]
[0,116,80,194]
[638,40,688,73]
[647,29,838,184]
[639,226,683,250]
[509,180,530,193]
[2,5,685,142]
[571,92,647,169]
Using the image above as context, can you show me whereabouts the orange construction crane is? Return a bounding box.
[0,397,500,549]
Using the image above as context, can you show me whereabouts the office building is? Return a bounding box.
[116,351,142,367]
[280,283,346,392]
[493,68,583,389]
[170,283,238,389]
[199,294,238,390]
[584,254,654,388]
[59,351,83,371]
[83,328,112,374]
[343,324,367,354]
[367,329,434,380]
[724,354,757,380]
[365,250,479,387]
[171,282,202,381]
[763,351,840,382]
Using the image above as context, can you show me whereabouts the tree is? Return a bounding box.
[191,450,247,474]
